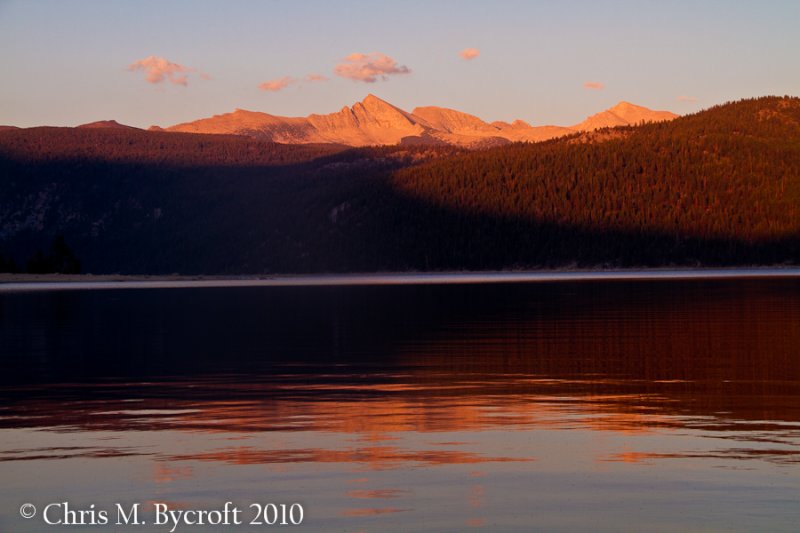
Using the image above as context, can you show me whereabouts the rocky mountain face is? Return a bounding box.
[155,94,678,148]
[571,101,678,131]
[1,96,796,274]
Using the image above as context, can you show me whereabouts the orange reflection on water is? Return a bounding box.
[152,463,193,484]
[3,373,800,471]
[340,507,410,517]
[600,448,800,465]
[346,489,407,499]
[1,280,800,531]
[167,444,531,469]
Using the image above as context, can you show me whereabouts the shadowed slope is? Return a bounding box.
[393,96,800,244]
[77,120,139,130]
[0,97,796,274]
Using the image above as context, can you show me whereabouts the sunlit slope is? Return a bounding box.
[0,98,797,273]
[157,95,677,149]
[392,96,800,243]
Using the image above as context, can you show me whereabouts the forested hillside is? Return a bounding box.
[0,127,346,166]
[0,97,797,274]
[378,96,800,268]
[394,96,800,242]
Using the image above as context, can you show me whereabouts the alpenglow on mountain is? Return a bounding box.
[151,95,679,148]
[1,96,797,274]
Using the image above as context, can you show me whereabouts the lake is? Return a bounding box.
[1,273,799,531]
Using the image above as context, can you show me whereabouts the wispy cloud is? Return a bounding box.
[334,52,410,83]
[128,55,207,86]
[583,81,605,90]
[676,95,698,103]
[259,76,296,92]
[459,48,480,60]
[258,74,329,92]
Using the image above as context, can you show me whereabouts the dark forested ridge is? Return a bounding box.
[0,96,798,274]
[394,96,800,243]
[0,127,348,166]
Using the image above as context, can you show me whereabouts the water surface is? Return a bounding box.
[1,276,799,531]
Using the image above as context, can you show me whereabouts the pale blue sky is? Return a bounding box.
[1,0,798,128]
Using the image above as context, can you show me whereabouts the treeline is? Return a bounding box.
[0,127,346,167]
[0,97,797,274]
[392,96,800,244]
[0,131,459,273]
[0,235,80,274]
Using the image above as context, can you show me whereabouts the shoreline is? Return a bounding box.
[1,267,799,292]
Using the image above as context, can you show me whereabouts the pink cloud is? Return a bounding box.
[583,81,605,90]
[259,76,296,92]
[676,95,698,103]
[460,48,480,60]
[258,74,329,92]
[128,56,207,86]
[334,52,410,83]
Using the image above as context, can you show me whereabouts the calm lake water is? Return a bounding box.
[1,275,799,531]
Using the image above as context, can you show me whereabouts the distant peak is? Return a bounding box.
[356,94,417,121]
[360,94,397,111]
[611,101,643,111]
[362,93,384,104]
[156,94,678,146]
[572,100,678,131]
[77,120,138,130]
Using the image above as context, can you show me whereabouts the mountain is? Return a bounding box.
[307,94,430,145]
[155,95,428,146]
[0,97,677,148]
[77,120,139,130]
[0,96,796,274]
[390,96,800,262]
[157,95,677,148]
[410,106,576,145]
[572,101,678,131]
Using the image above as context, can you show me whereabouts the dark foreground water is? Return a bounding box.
[1,276,799,531]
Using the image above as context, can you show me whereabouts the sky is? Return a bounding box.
[1,0,799,129]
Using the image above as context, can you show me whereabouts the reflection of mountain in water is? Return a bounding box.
[1,279,799,445]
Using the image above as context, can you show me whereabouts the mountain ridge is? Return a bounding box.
[572,101,678,131]
[155,95,679,148]
[77,120,140,130]
[1,96,797,274]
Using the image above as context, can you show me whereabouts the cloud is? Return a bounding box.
[128,55,207,86]
[258,74,329,92]
[583,81,605,90]
[334,52,410,83]
[676,95,698,103]
[259,76,296,92]
[460,48,480,60]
